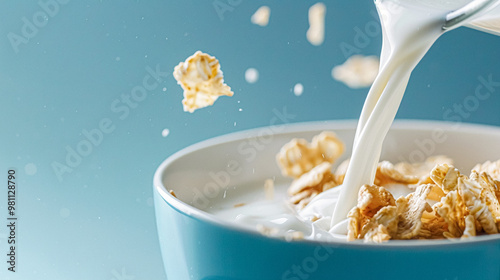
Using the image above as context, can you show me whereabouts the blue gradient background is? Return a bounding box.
[0,1,499,279]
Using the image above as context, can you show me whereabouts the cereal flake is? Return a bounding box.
[461,215,476,239]
[395,184,432,239]
[173,51,233,113]
[458,177,498,234]
[431,164,462,193]
[375,161,419,186]
[277,131,344,178]
[251,6,271,27]
[332,55,379,88]
[472,160,500,181]
[288,162,337,209]
[357,184,396,218]
[433,190,468,238]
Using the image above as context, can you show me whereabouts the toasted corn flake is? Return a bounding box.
[395,184,432,239]
[358,185,396,218]
[173,51,233,113]
[277,131,344,179]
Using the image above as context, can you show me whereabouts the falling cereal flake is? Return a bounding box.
[293,83,304,96]
[251,6,271,27]
[173,51,234,113]
[245,68,259,83]
[161,128,170,137]
[25,163,37,175]
[332,55,380,88]
[307,3,326,46]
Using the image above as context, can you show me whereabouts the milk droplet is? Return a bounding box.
[293,83,304,96]
[245,68,259,83]
[162,129,170,137]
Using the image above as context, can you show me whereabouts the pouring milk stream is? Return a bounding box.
[330,0,500,227]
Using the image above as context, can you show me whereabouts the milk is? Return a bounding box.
[207,182,339,241]
[206,182,343,241]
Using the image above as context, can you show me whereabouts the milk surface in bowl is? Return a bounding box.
[154,120,500,280]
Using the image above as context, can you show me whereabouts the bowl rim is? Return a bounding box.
[153,119,500,248]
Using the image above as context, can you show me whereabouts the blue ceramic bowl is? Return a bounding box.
[154,120,500,280]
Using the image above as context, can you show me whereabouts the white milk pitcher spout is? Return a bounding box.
[445,0,500,35]
[383,0,500,35]
[467,2,500,35]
